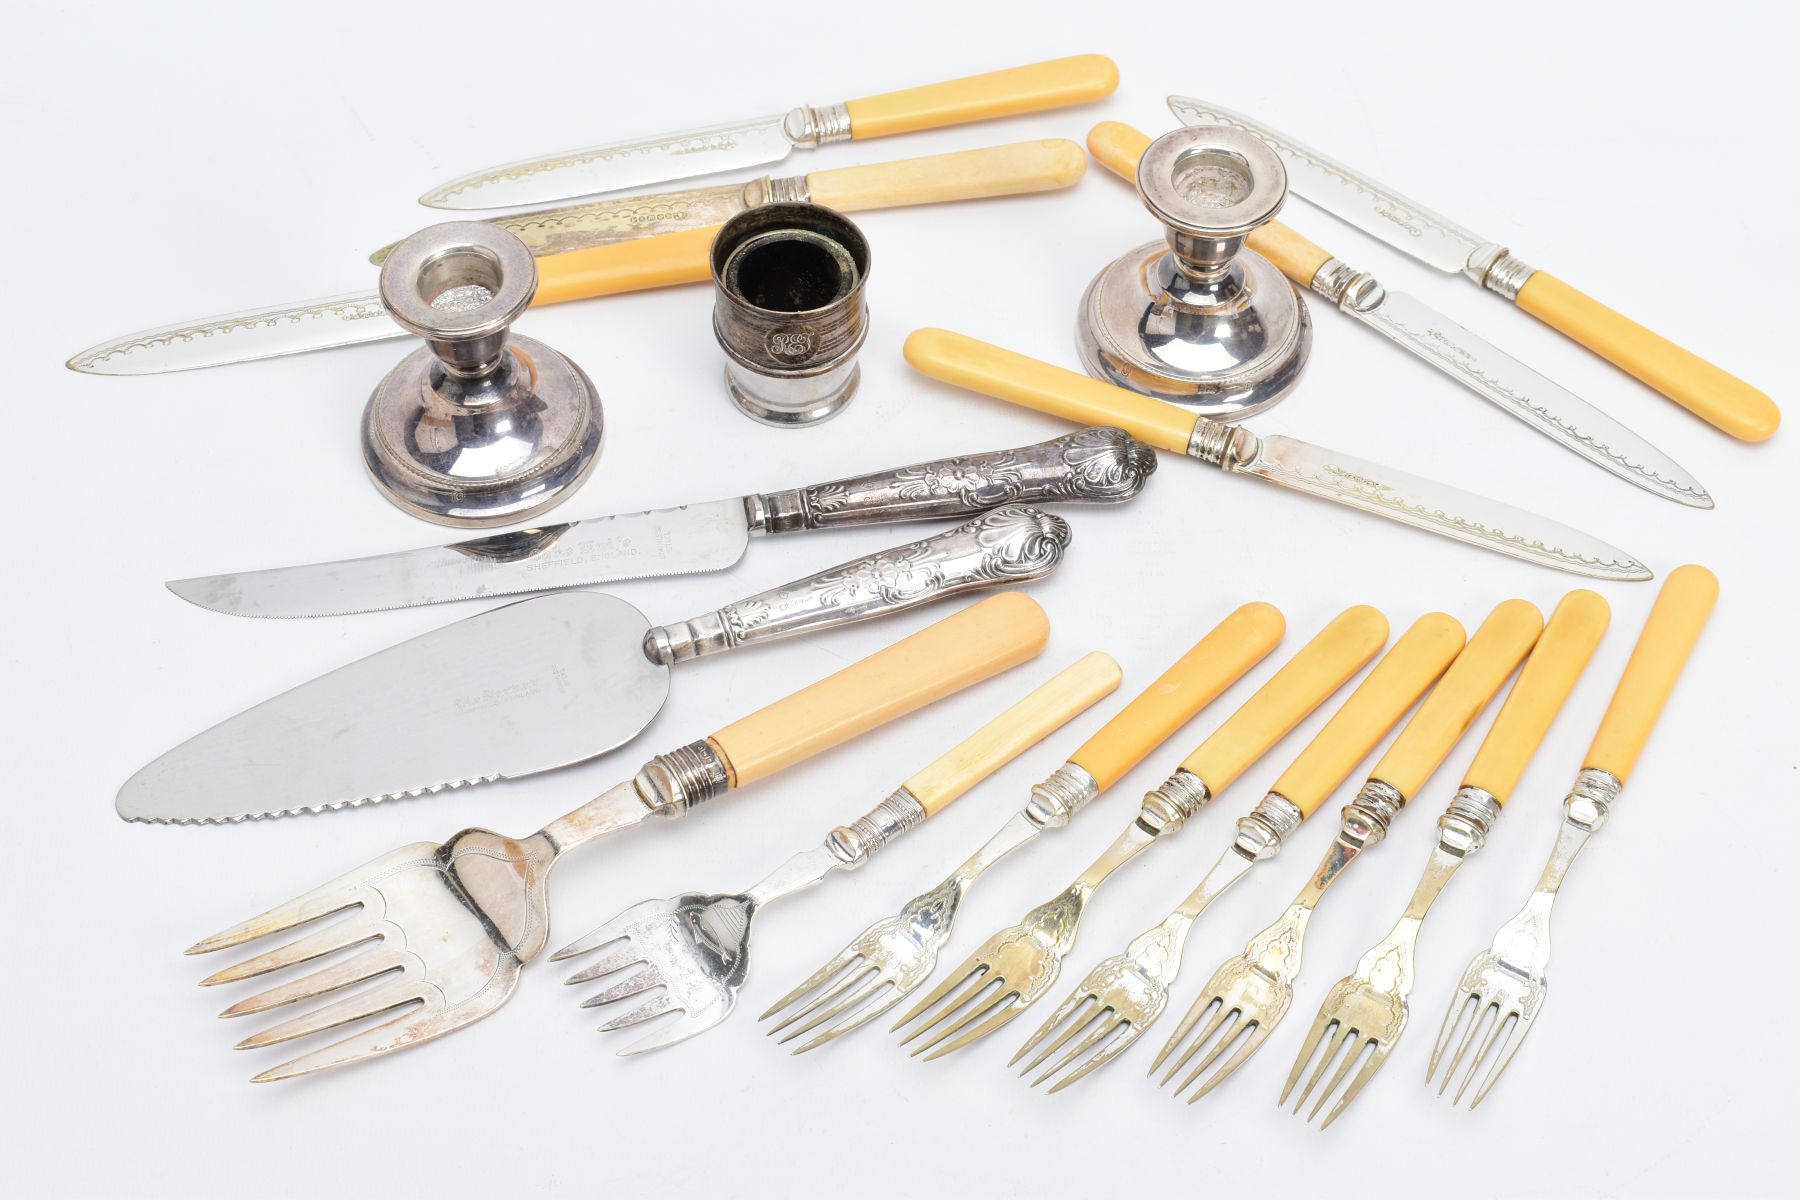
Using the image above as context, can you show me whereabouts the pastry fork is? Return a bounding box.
[1428,566,1716,1107]
[761,603,1285,1052]
[1016,613,1465,1092]
[893,605,1390,1060]
[1283,590,1609,1127]
[187,593,1047,1081]
[1155,599,1543,1102]
[551,651,1122,1052]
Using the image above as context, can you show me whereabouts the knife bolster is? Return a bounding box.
[636,740,734,816]
[1466,242,1536,299]
[783,102,853,148]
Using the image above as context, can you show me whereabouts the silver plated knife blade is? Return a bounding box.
[1237,432,1651,580]
[1327,280,1711,506]
[420,114,796,210]
[67,289,404,375]
[116,592,669,824]
[167,499,752,619]
[1168,96,1486,276]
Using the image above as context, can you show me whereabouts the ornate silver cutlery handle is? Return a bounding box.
[745,428,1155,532]
[647,505,1071,663]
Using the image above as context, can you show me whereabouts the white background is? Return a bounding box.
[6,2,1793,1196]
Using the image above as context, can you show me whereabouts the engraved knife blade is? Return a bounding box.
[67,289,406,375]
[420,113,798,210]
[1325,279,1711,507]
[1168,96,1489,276]
[1233,431,1652,580]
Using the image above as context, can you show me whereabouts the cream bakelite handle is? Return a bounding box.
[1514,274,1778,443]
[904,328,1200,454]
[1584,564,1718,784]
[845,55,1118,141]
[1369,599,1544,800]
[903,652,1122,817]
[1086,120,1333,287]
[1462,591,1610,803]
[808,139,1087,212]
[709,593,1048,788]
[1181,606,1389,794]
[1269,613,1465,819]
[1068,602,1285,792]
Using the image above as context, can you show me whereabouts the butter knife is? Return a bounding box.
[1168,96,1777,443]
[420,55,1116,209]
[904,328,1652,581]
[66,139,1087,377]
[165,429,1154,618]
[1085,121,1711,508]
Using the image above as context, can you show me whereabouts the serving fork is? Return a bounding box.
[187,593,1047,1081]
[1155,599,1543,1103]
[551,652,1122,1052]
[761,603,1285,1052]
[1282,590,1609,1127]
[892,605,1390,1060]
[1016,613,1466,1092]
[1428,567,1716,1107]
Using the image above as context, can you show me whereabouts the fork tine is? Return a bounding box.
[1158,997,1229,1086]
[1152,994,1221,1080]
[919,993,1023,1060]
[247,999,466,1083]
[199,919,382,987]
[219,948,408,1018]
[1437,998,1497,1097]
[1426,989,1479,1087]
[765,959,873,1037]
[233,978,421,1050]
[1171,1007,1244,1096]
[1308,1030,1366,1121]
[1467,1012,1533,1109]
[577,966,665,1009]
[1319,1038,1392,1130]
[1011,993,1100,1072]
[784,984,904,1055]
[1454,1008,1518,1106]
[1041,1019,1135,1094]
[893,963,990,1040]
[561,946,645,987]
[758,949,864,1027]
[1279,1009,1339,1107]
[618,1009,721,1056]
[1184,1021,1269,1103]
[550,907,646,962]
[594,993,675,1032]
[186,869,376,957]
[775,974,888,1046]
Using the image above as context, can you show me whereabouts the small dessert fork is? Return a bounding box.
[1016,613,1466,1092]
[1428,567,1716,1107]
[1282,590,1609,1128]
[760,604,1284,1052]
[1155,599,1543,1102]
[892,605,1390,1060]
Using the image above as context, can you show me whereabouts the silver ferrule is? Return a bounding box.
[1186,419,1259,469]
[1438,785,1502,856]
[1310,258,1386,313]
[1564,767,1622,833]
[741,175,813,208]
[1233,792,1304,860]
[636,740,732,817]
[742,488,811,535]
[1140,769,1213,835]
[783,103,853,148]
[1341,779,1406,849]
[1467,242,1538,299]
[827,787,928,867]
[1026,762,1100,829]
[643,613,732,664]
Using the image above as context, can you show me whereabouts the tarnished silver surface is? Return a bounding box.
[760,763,1100,1054]
[1079,127,1310,419]
[552,787,932,1054]
[890,769,1215,1060]
[1425,768,1622,1107]
[1309,260,1710,507]
[166,429,1145,618]
[363,223,603,527]
[1154,779,1408,1102]
[124,510,1070,824]
[184,737,732,1081]
[711,203,871,426]
[1282,786,1502,1128]
[1011,794,1303,1092]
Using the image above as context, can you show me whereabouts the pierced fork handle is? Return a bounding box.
[645,505,1070,664]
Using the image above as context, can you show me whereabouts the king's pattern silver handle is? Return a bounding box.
[645,505,1071,664]
[746,428,1155,533]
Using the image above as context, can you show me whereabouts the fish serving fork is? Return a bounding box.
[1016,613,1466,1092]
[892,605,1390,1060]
[761,603,1285,1052]
[186,593,1048,1081]
[1428,566,1716,1107]
[550,651,1122,1052]
[1282,590,1609,1127]
[1154,599,1543,1103]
